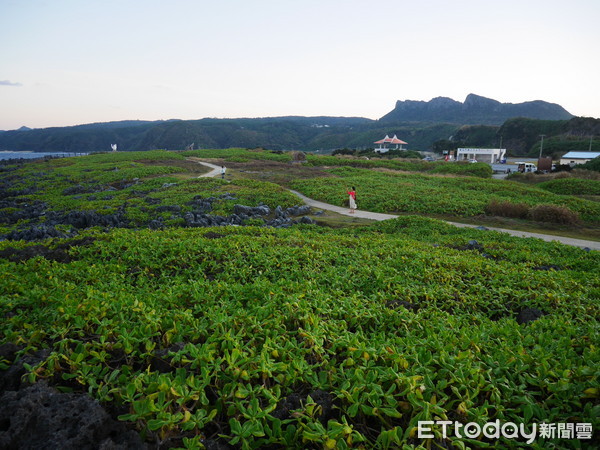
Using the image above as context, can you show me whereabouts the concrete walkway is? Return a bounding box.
[190,159,599,250]
[290,189,600,250]
[187,158,222,178]
[290,190,599,250]
[445,222,600,250]
[289,190,398,221]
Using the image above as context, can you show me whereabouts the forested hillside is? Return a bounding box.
[0,117,456,153]
[1,114,598,156]
[434,117,600,157]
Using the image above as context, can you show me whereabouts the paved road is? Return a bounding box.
[190,159,600,251]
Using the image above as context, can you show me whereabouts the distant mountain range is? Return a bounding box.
[0,94,590,154]
[379,94,574,124]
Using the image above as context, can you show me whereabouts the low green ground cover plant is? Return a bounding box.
[1,151,299,230]
[182,148,293,163]
[1,219,598,448]
[1,150,599,448]
[180,148,493,178]
[537,178,600,196]
[291,167,600,224]
[305,154,493,178]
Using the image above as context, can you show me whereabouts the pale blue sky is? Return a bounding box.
[1,0,599,130]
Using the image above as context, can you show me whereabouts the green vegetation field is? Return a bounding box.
[537,178,600,196]
[1,149,599,449]
[291,167,600,224]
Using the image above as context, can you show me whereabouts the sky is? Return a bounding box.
[1,0,599,130]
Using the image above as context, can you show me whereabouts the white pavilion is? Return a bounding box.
[374,135,408,153]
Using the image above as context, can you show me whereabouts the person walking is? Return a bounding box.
[347,186,357,213]
[220,166,226,179]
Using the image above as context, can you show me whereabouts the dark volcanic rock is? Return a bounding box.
[0,349,50,395]
[532,264,562,271]
[148,218,164,229]
[233,204,270,216]
[0,382,146,450]
[184,212,243,228]
[4,224,72,241]
[62,210,125,229]
[0,200,48,224]
[156,205,181,213]
[0,237,95,261]
[386,299,420,312]
[516,307,546,324]
[272,389,334,423]
[465,240,484,251]
[286,205,311,216]
[297,216,316,225]
[149,342,186,373]
[187,196,215,213]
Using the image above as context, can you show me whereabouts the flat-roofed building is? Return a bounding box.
[456,148,506,164]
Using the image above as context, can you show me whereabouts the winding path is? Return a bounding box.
[189,158,222,178]
[190,159,600,250]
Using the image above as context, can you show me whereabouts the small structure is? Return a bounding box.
[559,151,600,166]
[515,161,537,173]
[456,148,506,164]
[537,157,553,172]
[374,135,407,153]
[443,150,455,161]
[291,151,307,163]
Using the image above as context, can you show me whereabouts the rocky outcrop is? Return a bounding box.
[380,93,573,125]
[0,186,316,240]
[0,382,147,449]
[0,343,147,449]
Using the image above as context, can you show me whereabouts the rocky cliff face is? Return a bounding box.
[380,94,573,125]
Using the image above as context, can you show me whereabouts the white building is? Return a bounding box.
[456,148,506,164]
[559,151,600,166]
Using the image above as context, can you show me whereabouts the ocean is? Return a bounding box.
[0,151,87,161]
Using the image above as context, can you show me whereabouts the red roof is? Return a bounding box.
[374,134,407,145]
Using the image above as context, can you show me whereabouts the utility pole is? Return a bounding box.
[590,136,593,151]
[539,135,546,158]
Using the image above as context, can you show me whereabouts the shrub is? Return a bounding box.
[580,156,600,172]
[552,171,572,180]
[571,168,600,180]
[506,171,539,183]
[485,199,530,219]
[528,204,581,225]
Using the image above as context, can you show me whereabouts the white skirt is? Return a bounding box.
[349,195,357,209]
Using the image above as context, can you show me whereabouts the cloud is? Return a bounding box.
[0,80,23,87]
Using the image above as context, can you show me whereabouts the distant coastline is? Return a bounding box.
[0,151,86,161]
